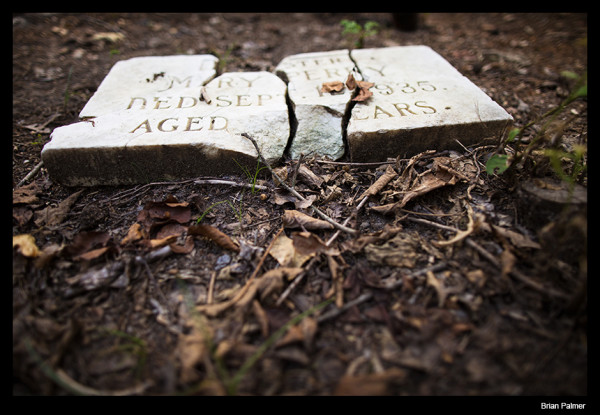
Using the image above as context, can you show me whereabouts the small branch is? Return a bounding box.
[16,161,44,187]
[241,133,357,235]
[194,178,268,191]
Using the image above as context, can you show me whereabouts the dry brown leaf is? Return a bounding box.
[320,80,345,93]
[13,234,40,257]
[292,231,339,257]
[137,197,191,233]
[297,165,324,189]
[358,165,397,201]
[371,167,458,215]
[65,231,111,258]
[269,232,314,268]
[492,225,541,249]
[283,210,334,230]
[197,267,294,317]
[189,224,239,253]
[177,323,213,384]
[352,81,374,102]
[34,190,83,227]
[121,223,145,245]
[364,232,421,268]
[345,73,357,90]
[334,369,407,396]
[75,246,110,261]
[170,235,195,254]
[13,182,39,205]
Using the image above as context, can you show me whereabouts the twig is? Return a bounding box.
[403,214,569,299]
[16,161,44,187]
[241,133,357,235]
[194,178,268,191]
[316,160,395,167]
[316,262,447,323]
[290,153,304,189]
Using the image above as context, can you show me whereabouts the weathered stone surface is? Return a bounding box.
[275,50,355,160]
[42,63,289,186]
[80,55,219,118]
[346,46,513,161]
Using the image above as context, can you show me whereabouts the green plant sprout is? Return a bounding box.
[340,19,380,49]
[486,70,587,181]
[233,158,267,194]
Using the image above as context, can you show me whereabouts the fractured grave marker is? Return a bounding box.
[346,46,513,161]
[275,49,355,160]
[42,46,513,186]
[42,55,289,186]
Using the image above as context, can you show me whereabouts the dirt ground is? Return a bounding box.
[13,13,587,398]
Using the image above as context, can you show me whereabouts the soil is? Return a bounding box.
[13,13,587,398]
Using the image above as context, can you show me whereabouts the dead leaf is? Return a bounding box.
[269,232,314,268]
[13,206,33,226]
[320,80,345,93]
[13,182,39,204]
[283,210,334,230]
[137,197,191,233]
[491,225,541,249]
[65,231,111,259]
[170,235,195,254]
[371,166,457,215]
[345,73,357,90]
[297,165,324,189]
[189,224,239,252]
[156,223,187,240]
[352,80,374,102]
[177,322,213,384]
[275,317,318,349]
[34,190,83,227]
[334,369,407,396]
[364,232,421,268]
[292,232,339,257]
[197,267,294,317]
[358,165,397,201]
[121,223,145,245]
[13,234,40,257]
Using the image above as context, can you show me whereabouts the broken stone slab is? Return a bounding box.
[275,50,355,160]
[42,66,289,186]
[80,55,219,118]
[346,46,513,161]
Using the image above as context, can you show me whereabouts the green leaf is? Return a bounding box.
[506,128,520,143]
[486,154,510,175]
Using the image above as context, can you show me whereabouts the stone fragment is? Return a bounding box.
[275,50,355,160]
[42,57,289,186]
[346,46,513,161]
[80,55,219,118]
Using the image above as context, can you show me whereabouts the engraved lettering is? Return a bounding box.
[415,101,437,114]
[158,76,191,92]
[393,103,418,116]
[130,119,152,134]
[185,116,203,131]
[127,97,147,110]
[216,96,232,107]
[257,94,272,106]
[374,106,394,119]
[153,97,171,109]
[366,65,386,77]
[177,96,198,109]
[209,116,228,130]
[157,118,178,132]
[236,95,252,106]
